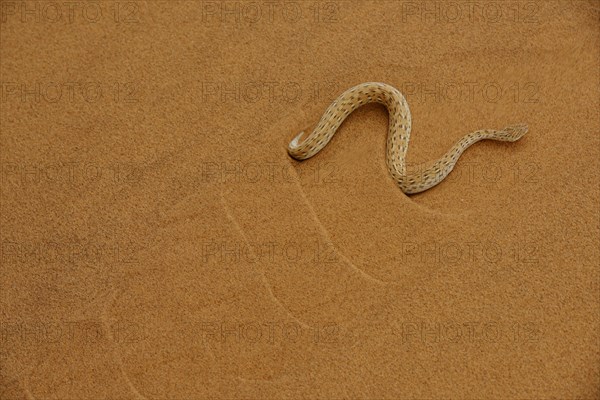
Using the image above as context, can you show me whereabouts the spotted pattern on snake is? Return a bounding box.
[288,82,528,194]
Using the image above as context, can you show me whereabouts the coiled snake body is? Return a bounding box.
[288,82,528,194]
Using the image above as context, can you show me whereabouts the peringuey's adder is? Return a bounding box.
[287,82,528,194]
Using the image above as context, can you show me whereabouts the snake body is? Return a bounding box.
[288,82,527,194]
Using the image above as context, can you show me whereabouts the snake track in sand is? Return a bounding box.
[288,82,528,194]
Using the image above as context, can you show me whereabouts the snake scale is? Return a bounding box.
[287,82,528,194]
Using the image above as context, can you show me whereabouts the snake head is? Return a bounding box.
[502,123,528,141]
[288,131,305,150]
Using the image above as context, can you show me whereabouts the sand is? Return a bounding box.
[1,1,599,398]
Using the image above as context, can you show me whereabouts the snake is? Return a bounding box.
[287,82,528,194]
